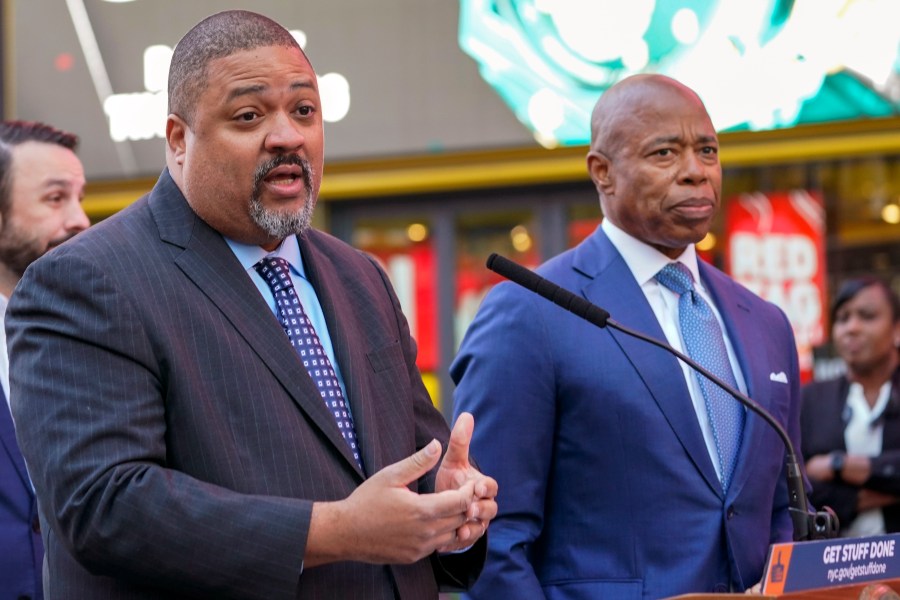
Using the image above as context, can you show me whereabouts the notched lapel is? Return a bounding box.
[299,234,377,477]
[0,402,32,491]
[576,230,722,495]
[149,175,364,477]
[700,267,767,499]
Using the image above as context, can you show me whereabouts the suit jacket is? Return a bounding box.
[451,226,804,599]
[801,368,900,532]
[6,169,484,599]
[0,392,43,600]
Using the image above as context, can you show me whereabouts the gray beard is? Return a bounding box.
[249,156,316,239]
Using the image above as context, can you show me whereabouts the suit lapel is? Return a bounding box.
[699,264,768,499]
[299,233,378,476]
[0,398,32,491]
[149,171,363,477]
[575,230,722,495]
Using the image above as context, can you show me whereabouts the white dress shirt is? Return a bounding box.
[601,219,749,483]
[843,380,892,537]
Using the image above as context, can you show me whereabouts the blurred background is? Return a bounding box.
[5,0,900,414]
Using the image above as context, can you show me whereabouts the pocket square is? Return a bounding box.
[769,371,788,383]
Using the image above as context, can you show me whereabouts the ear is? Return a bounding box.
[166,114,188,166]
[587,150,614,196]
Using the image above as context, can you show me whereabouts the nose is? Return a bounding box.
[264,111,305,153]
[679,150,709,186]
[66,201,90,233]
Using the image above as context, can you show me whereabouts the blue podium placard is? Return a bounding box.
[762,533,900,594]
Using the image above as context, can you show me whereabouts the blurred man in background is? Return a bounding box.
[0,120,89,600]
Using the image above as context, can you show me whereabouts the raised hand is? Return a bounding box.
[305,439,477,566]
[435,412,499,552]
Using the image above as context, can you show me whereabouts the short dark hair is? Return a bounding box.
[168,10,305,125]
[831,276,900,323]
[0,120,79,216]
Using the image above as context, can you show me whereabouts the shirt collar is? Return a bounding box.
[223,235,307,280]
[601,218,702,289]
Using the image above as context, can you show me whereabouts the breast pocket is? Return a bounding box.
[366,340,404,373]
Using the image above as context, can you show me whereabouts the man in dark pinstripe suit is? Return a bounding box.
[6,10,496,599]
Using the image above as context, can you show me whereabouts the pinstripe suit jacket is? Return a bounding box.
[6,169,483,599]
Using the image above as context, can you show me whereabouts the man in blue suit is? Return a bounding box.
[452,74,806,598]
[0,120,89,600]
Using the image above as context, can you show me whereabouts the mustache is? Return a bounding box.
[252,154,313,195]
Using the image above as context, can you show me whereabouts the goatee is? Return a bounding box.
[249,154,316,240]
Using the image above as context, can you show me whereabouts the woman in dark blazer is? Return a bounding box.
[801,277,900,535]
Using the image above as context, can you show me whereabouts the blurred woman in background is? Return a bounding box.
[802,276,900,536]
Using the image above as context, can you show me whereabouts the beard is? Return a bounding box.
[0,223,71,278]
[249,154,317,240]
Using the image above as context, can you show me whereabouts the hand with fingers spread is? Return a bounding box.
[305,439,479,567]
[435,412,499,552]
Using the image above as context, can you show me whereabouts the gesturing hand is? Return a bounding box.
[435,412,498,552]
[306,439,478,567]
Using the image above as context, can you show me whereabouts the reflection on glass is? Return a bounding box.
[455,211,540,349]
[351,218,440,407]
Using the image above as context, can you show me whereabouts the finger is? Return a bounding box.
[423,480,477,519]
[468,496,498,522]
[443,412,474,468]
[470,472,498,499]
[380,439,442,487]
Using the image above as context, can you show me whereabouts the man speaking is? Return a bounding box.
[8,10,495,599]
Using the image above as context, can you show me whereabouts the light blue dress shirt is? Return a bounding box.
[224,235,350,404]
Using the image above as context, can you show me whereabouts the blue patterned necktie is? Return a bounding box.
[655,262,745,490]
[254,256,364,473]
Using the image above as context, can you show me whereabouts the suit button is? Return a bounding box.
[726,506,735,519]
[31,516,40,533]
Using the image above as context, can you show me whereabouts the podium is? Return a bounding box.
[665,579,900,598]
[664,534,900,599]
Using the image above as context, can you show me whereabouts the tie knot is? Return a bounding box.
[254,256,294,292]
[655,262,694,296]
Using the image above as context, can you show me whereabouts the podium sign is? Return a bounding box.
[762,533,900,594]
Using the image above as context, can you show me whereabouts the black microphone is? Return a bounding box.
[486,253,838,541]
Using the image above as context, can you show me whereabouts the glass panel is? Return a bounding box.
[454,210,540,349]
[351,217,440,407]
[567,202,602,247]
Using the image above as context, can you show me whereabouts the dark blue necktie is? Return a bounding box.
[656,262,745,490]
[254,256,364,473]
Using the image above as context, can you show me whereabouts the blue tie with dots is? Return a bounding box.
[254,256,364,473]
[655,262,745,490]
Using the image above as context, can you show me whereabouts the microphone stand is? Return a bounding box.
[486,253,839,541]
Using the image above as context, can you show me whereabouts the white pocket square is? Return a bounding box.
[769,371,788,383]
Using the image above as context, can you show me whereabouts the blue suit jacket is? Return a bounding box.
[451,227,805,599]
[0,389,43,600]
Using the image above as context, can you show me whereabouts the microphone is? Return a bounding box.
[486,253,838,541]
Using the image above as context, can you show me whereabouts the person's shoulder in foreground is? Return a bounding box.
[7,10,496,600]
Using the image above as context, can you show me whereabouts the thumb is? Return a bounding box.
[444,412,474,467]
[380,439,442,487]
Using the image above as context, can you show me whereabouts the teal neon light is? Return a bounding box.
[459,0,900,146]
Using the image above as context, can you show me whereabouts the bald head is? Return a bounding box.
[589,75,709,158]
[168,10,308,125]
[585,74,721,259]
